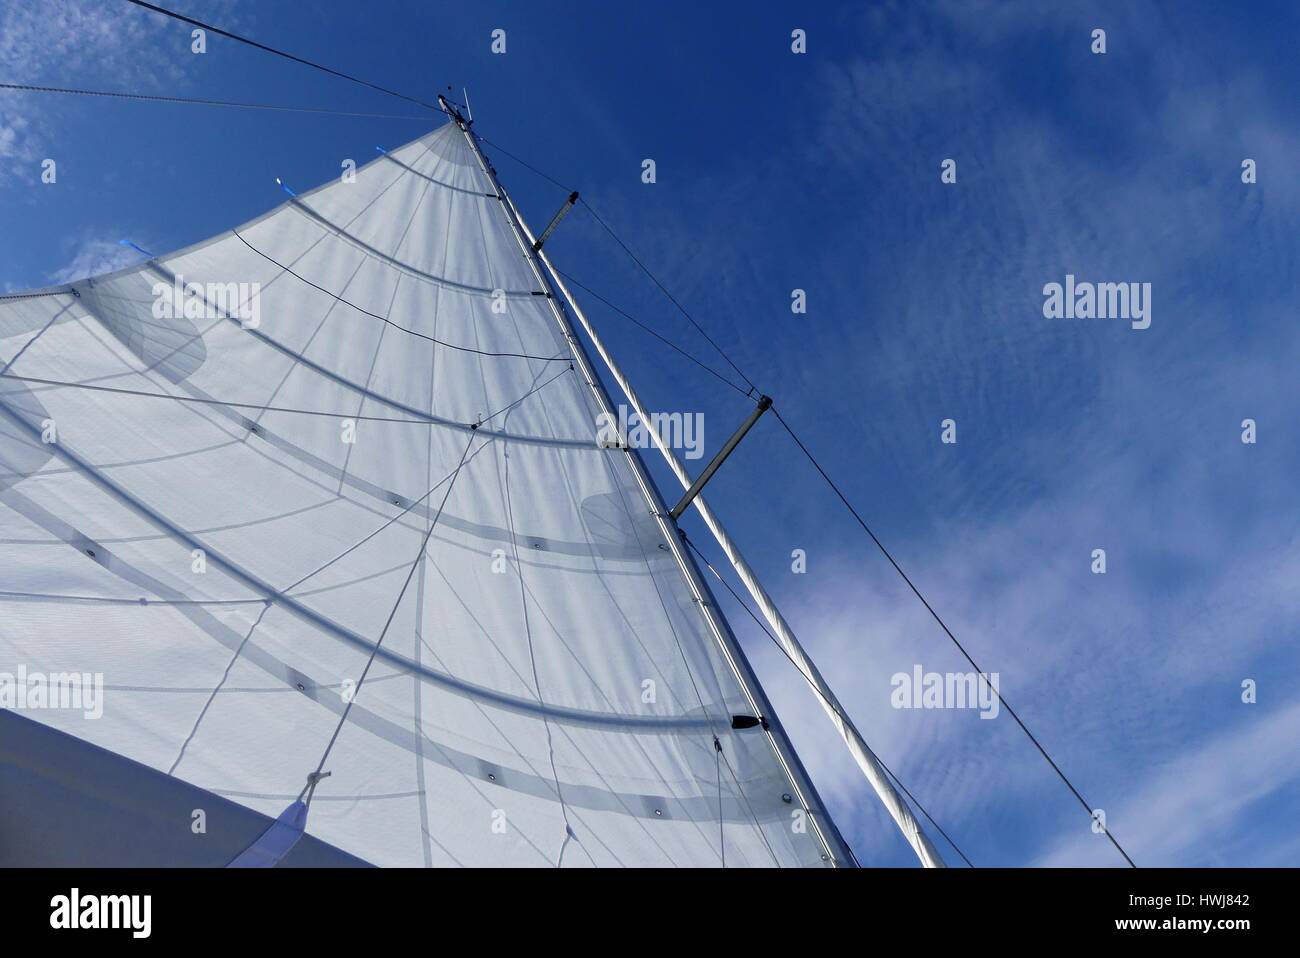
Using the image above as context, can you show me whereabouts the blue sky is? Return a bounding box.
[2,0,1297,866]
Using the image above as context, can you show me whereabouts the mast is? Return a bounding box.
[442,105,945,868]
[545,278,944,871]
[440,99,857,868]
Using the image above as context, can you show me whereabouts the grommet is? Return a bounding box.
[781,793,793,804]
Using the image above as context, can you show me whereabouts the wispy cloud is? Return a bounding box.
[0,112,34,182]
[0,0,248,190]
[1035,698,1300,867]
[0,0,246,83]
[46,234,149,286]
[754,455,1300,865]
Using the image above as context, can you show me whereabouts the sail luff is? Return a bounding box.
[514,191,946,868]
[442,102,855,867]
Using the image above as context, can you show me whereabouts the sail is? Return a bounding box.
[0,121,847,867]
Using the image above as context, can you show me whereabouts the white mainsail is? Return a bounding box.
[0,120,852,867]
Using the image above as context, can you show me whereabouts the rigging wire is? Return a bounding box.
[0,82,429,120]
[121,0,440,113]
[575,202,758,397]
[474,133,576,193]
[769,406,1137,867]
[682,533,974,868]
[553,268,752,398]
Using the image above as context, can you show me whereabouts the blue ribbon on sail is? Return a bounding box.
[119,239,156,258]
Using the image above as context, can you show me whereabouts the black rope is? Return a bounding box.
[230,230,569,361]
[0,81,429,120]
[769,405,1137,867]
[475,133,575,193]
[121,0,440,113]
[681,533,974,868]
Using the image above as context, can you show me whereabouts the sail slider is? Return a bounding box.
[668,395,772,521]
[532,192,580,251]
